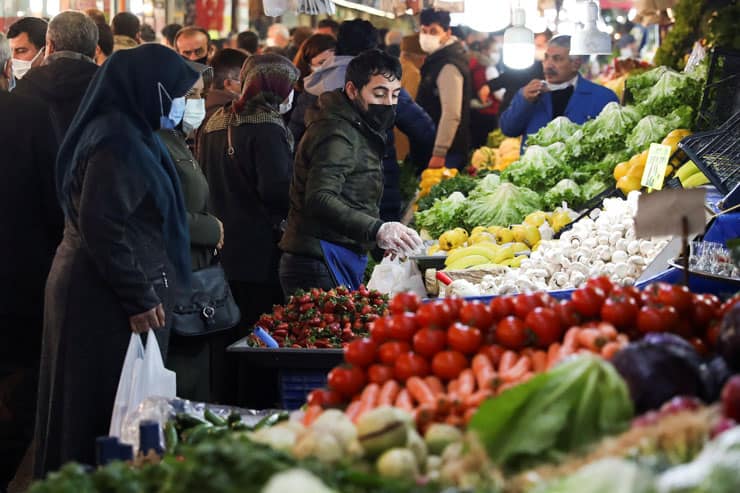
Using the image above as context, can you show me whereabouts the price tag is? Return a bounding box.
[641,143,672,190]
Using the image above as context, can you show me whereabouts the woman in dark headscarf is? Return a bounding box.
[34,44,197,476]
[198,54,298,406]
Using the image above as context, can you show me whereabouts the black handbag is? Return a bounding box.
[171,257,241,336]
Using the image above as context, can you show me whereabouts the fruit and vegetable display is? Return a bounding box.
[470,135,522,173]
[443,192,668,294]
[418,167,459,199]
[246,286,388,349]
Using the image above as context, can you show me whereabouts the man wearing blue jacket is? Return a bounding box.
[500,35,618,151]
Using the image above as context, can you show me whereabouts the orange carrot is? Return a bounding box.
[577,328,607,352]
[445,413,464,427]
[496,381,519,395]
[425,376,445,396]
[394,388,414,412]
[464,407,477,425]
[457,369,476,397]
[345,401,362,422]
[558,343,576,359]
[601,341,621,360]
[499,350,518,373]
[547,342,562,369]
[519,372,535,383]
[414,404,435,428]
[407,376,437,407]
[562,327,579,350]
[447,378,459,395]
[598,323,618,341]
[472,354,496,389]
[302,405,324,426]
[532,350,548,373]
[463,389,493,408]
[501,355,532,383]
[377,380,401,406]
[355,383,380,419]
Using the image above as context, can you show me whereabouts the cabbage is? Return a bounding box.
[626,115,676,154]
[414,192,467,238]
[464,182,542,229]
[579,103,643,159]
[501,144,573,193]
[468,173,501,198]
[580,176,610,201]
[543,179,582,210]
[635,68,702,117]
[626,66,673,102]
[527,116,580,147]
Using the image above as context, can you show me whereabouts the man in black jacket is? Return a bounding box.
[0,33,59,492]
[416,8,472,170]
[13,10,99,148]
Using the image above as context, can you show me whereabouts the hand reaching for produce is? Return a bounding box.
[522,79,547,103]
[427,155,446,169]
[377,222,424,257]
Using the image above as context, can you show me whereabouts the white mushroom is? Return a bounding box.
[569,271,586,287]
[611,250,629,264]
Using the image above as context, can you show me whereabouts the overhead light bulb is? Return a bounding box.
[503,7,535,69]
[570,0,612,55]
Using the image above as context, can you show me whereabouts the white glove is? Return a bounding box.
[376,222,424,257]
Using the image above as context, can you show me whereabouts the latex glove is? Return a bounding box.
[376,222,424,257]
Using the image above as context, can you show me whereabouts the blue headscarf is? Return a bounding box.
[56,44,198,284]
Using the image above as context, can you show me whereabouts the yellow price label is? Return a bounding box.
[641,143,672,190]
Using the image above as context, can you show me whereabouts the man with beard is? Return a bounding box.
[279,49,423,296]
[499,34,618,151]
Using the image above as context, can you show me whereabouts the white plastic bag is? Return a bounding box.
[263,0,292,16]
[367,257,427,298]
[109,333,176,438]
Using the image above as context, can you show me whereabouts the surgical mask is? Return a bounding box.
[362,104,397,132]
[11,48,44,79]
[182,98,206,133]
[158,83,186,129]
[266,38,277,48]
[419,33,443,54]
[279,90,294,115]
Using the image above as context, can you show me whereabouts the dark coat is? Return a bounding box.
[198,118,293,285]
[34,45,197,477]
[280,90,385,259]
[12,54,97,146]
[158,129,221,271]
[0,92,60,362]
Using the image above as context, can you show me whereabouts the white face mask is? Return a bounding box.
[12,48,44,79]
[265,38,277,48]
[279,90,294,115]
[419,33,444,54]
[182,98,206,134]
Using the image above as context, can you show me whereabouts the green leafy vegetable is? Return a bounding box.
[417,174,479,212]
[469,355,633,473]
[414,191,467,237]
[580,175,611,202]
[579,103,643,158]
[527,116,580,147]
[464,182,542,229]
[634,68,702,118]
[502,144,573,193]
[626,66,673,102]
[543,179,582,210]
[626,115,676,154]
[468,173,501,198]
[533,459,656,493]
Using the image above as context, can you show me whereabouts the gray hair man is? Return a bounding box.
[0,33,13,91]
[13,10,99,146]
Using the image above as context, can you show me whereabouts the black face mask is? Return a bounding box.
[194,56,208,65]
[360,103,397,133]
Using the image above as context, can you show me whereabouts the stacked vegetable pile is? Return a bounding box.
[246,286,388,348]
[470,132,522,173]
[309,278,728,431]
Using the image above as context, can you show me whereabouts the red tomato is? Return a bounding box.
[571,286,606,318]
[416,301,452,330]
[431,350,468,380]
[657,284,693,314]
[447,322,483,354]
[611,285,641,304]
[490,296,515,320]
[443,297,464,318]
[600,294,639,329]
[586,276,614,295]
[378,341,411,366]
[640,282,668,304]
[721,295,740,318]
[390,292,421,314]
[387,313,418,341]
[512,293,547,319]
[637,304,679,334]
[554,300,582,329]
[307,388,344,407]
[394,352,430,381]
[344,338,377,367]
[369,317,391,343]
[691,294,720,330]
[327,365,365,398]
[367,364,394,384]
[673,318,695,339]
[495,316,530,350]
[689,337,709,356]
[524,307,563,348]
[412,327,447,357]
[478,344,506,367]
[459,301,494,331]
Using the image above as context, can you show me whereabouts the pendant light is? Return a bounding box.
[503,6,535,69]
[570,0,612,55]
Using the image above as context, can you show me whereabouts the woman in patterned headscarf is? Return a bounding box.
[197,54,299,406]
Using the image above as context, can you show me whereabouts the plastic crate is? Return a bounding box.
[279,370,328,410]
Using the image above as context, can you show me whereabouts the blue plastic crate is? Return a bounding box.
[279,370,328,410]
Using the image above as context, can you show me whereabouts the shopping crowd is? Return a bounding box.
[0,7,619,491]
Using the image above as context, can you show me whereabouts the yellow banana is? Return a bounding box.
[676,161,701,183]
[682,172,710,188]
[446,254,489,270]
